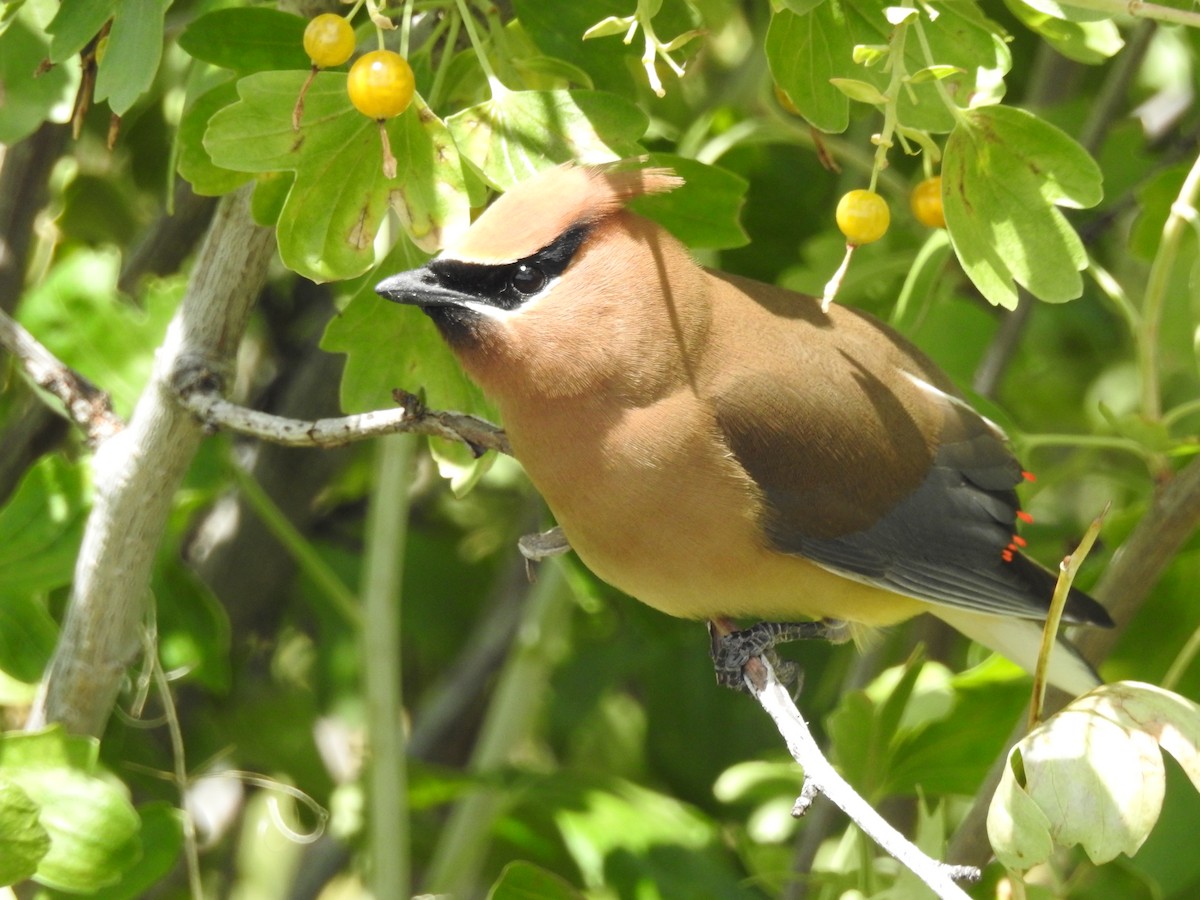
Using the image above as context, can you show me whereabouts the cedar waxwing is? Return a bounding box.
[375,163,1112,695]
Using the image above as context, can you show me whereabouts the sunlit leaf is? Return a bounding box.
[943,105,1102,308]
[94,0,169,115]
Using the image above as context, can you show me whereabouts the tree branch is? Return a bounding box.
[26,184,276,737]
[0,306,124,447]
[743,656,980,899]
[173,376,511,456]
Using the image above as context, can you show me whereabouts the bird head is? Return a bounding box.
[375,163,708,404]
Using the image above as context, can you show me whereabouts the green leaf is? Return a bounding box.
[0,18,74,143]
[943,105,1102,309]
[766,4,854,134]
[446,88,646,191]
[1018,0,1112,23]
[0,595,57,683]
[322,238,497,488]
[94,0,169,115]
[0,454,88,601]
[205,71,471,280]
[582,15,634,40]
[322,238,494,419]
[177,8,310,73]
[829,76,887,105]
[907,64,964,84]
[176,78,252,197]
[47,0,116,63]
[0,779,50,886]
[989,682,1200,869]
[627,153,748,249]
[85,803,184,900]
[0,729,141,892]
[1003,0,1123,64]
[488,860,584,900]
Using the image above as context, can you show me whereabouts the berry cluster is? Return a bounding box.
[295,12,415,177]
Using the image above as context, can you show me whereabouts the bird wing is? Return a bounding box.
[706,305,1093,624]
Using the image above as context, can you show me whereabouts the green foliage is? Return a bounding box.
[5,0,1200,897]
[0,729,142,891]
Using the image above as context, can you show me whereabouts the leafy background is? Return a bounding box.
[2,0,1200,897]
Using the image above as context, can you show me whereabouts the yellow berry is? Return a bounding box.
[911,176,946,228]
[836,189,890,245]
[347,50,415,119]
[304,14,355,69]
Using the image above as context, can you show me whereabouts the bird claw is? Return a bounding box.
[709,619,845,693]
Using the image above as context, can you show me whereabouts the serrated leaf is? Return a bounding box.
[627,153,748,249]
[0,779,50,885]
[943,105,1102,308]
[322,238,494,419]
[204,71,470,280]
[176,78,252,197]
[323,238,497,486]
[989,682,1200,869]
[0,729,141,892]
[177,8,310,73]
[829,77,887,105]
[446,88,646,191]
[1003,0,1123,64]
[46,0,116,63]
[93,0,169,115]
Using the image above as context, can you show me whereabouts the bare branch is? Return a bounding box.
[0,306,124,446]
[743,656,980,899]
[171,371,511,456]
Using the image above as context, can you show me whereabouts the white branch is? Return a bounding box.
[172,380,511,456]
[27,185,276,737]
[743,657,979,899]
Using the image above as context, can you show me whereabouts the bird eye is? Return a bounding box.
[511,264,547,296]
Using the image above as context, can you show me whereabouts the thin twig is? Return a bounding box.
[0,306,124,446]
[743,656,980,899]
[173,372,511,456]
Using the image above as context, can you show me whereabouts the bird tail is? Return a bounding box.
[932,607,1102,697]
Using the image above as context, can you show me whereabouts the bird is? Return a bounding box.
[375,162,1113,695]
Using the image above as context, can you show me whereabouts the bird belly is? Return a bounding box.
[503,393,927,628]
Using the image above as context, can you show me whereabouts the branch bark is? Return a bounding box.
[743,656,979,899]
[26,185,275,737]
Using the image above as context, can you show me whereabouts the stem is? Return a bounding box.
[1162,624,1200,692]
[454,0,502,95]
[423,560,573,895]
[361,433,417,900]
[227,463,361,628]
[400,0,413,57]
[429,10,460,109]
[1139,149,1200,420]
[1163,397,1200,429]
[911,15,971,129]
[1015,432,1159,465]
[147,632,203,900]
[868,13,911,193]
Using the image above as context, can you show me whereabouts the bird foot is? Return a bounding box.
[709,619,848,692]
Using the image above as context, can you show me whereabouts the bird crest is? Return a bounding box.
[448,161,683,265]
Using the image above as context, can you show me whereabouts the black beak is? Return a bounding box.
[375,267,475,309]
